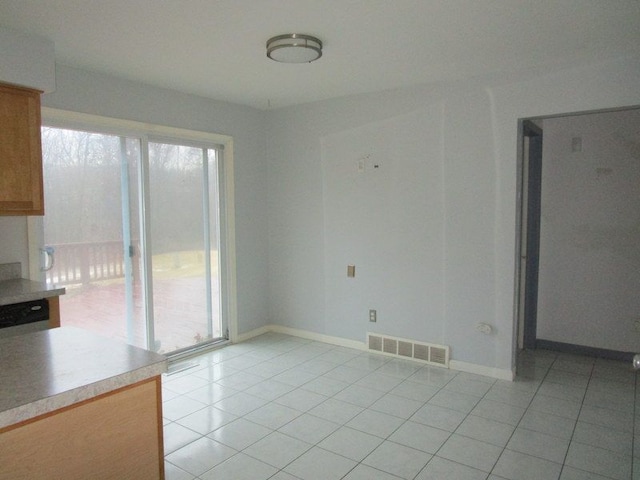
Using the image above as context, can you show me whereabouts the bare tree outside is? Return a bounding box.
[42,128,124,244]
[42,127,222,353]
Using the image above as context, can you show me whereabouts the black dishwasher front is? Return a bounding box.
[0,299,50,337]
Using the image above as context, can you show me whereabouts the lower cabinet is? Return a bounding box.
[0,377,164,480]
[48,295,60,328]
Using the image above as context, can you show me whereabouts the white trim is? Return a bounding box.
[268,325,367,351]
[234,324,515,381]
[36,108,238,349]
[366,331,450,367]
[449,360,515,381]
[41,108,230,146]
[233,324,365,350]
[235,325,271,343]
[138,137,155,350]
[222,143,238,343]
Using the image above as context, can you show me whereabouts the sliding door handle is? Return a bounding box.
[41,246,55,272]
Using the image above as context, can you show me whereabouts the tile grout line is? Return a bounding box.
[164,340,636,480]
[268,347,459,479]
[487,350,560,478]
[633,368,638,480]
[163,338,334,478]
[219,341,360,477]
[196,339,403,479]
[554,355,594,479]
[266,351,432,480]
[172,342,503,479]
[335,357,458,479]
[408,371,501,478]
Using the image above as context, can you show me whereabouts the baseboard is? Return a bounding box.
[235,325,271,343]
[449,360,515,381]
[536,339,634,362]
[268,325,367,351]
[236,324,366,350]
[236,324,515,381]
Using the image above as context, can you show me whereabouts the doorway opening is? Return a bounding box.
[516,106,640,362]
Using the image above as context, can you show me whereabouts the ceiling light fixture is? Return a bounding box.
[266,34,322,63]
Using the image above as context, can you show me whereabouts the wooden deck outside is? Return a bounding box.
[56,275,221,354]
[47,242,221,354]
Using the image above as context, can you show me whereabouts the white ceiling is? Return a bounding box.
[0,0,638,110]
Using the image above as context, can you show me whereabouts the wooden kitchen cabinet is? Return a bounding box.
[0,83,44,216]
[48,295,61,328]
[0,378,165,480]
[0,327,167,480]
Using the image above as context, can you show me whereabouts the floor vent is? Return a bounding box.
[366,332,450,368]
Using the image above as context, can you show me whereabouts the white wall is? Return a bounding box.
[321,108,445,343]
[0,218,29,277]
[0,27,55,92]
[2,65,269,336]
[266,55,640,374]
[0,28,55,279]
[537,109,640,352]
[2,52,639,373]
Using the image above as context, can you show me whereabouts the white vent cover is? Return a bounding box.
[429,346,448,365]
[366,332,450,368]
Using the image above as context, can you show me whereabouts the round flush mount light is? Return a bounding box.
[266,34,322,63]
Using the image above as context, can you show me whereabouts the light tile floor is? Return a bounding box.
[162,333,638,480]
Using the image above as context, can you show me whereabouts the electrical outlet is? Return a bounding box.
[369,309,377,322]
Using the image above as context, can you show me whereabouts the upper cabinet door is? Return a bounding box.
[0,83,44,216]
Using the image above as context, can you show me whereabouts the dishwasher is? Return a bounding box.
[0,299,51,339]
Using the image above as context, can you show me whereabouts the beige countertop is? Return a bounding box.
[0,278,65,306]
[0,327,167,429]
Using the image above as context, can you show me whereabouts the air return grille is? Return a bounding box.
[368,335,382,352]
[383,337,398,354]
[398,341,413,358]
[366,332,450,367]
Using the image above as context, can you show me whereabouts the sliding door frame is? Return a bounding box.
[145,135,229,350]
[29,108,238,347]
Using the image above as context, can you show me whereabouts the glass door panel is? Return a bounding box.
[148,142,221,353]
[42,128,146,348]
[40,125,225,355]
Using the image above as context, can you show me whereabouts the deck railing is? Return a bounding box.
[45,241,127,286]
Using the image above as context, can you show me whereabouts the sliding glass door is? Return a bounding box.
[40,125,226,355]
[41,128,146,347]
[147,141,222,352]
